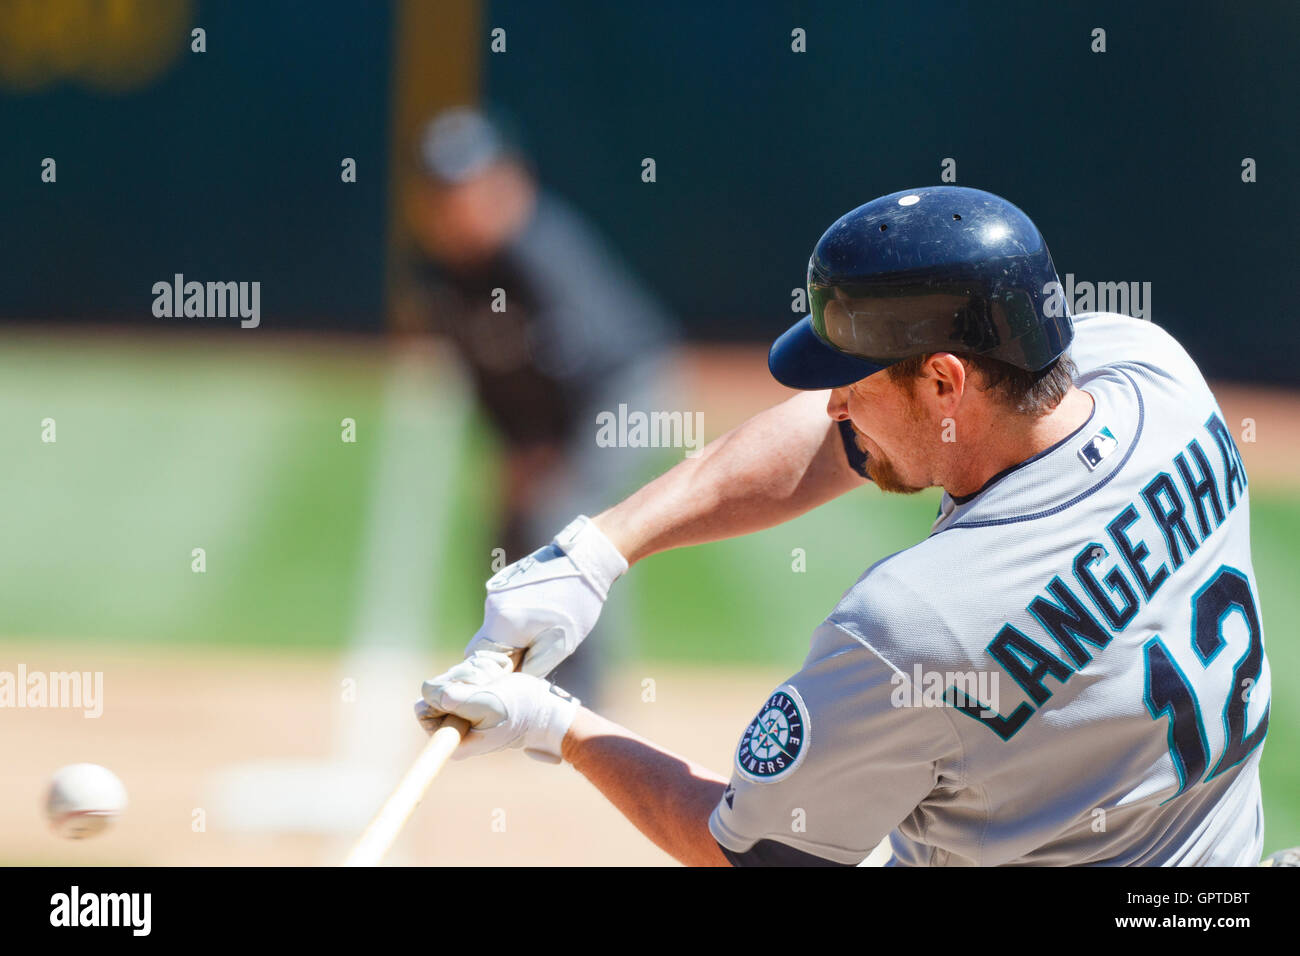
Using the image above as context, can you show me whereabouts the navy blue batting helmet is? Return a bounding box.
[769,186,1073,389]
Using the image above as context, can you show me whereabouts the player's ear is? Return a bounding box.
[921,353,967,410]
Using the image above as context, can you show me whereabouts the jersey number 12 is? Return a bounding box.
[1142,565,1269,798]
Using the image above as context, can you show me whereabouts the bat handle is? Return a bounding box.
[341,648,525,867]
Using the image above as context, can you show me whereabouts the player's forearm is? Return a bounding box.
[562,707,732,867]
[593,389,862,566]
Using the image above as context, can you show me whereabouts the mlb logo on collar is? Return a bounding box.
[1078,426,1119,470]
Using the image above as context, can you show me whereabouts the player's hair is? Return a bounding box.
[886,352,1077,416]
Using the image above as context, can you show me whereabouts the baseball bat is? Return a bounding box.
[342,649,524,867]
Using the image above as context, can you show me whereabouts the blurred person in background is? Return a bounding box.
[400,107,679,706]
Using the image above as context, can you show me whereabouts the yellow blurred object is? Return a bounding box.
[0,0,191,93]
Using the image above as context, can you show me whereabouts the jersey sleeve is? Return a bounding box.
[709,621,961,866]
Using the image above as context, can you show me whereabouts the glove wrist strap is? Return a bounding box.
[553,515,628,600]
[525,686,581,764]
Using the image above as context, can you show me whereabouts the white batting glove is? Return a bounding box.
[416,648,580,764]
[464,515,628,678]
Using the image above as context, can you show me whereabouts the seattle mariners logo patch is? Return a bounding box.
[736,686,809,782]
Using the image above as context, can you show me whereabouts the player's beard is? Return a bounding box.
[863,446,926,495]
[852,399,930,495]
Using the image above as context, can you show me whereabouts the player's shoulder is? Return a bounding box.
[1069,311,1206,387]
[1070,310,1184,354]
[822,541,968,668]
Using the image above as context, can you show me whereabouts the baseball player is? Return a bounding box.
[416,186,1272,866]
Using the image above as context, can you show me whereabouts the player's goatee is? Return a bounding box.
[864,452,925,495]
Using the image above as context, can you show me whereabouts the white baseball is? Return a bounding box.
[45,763,127,839]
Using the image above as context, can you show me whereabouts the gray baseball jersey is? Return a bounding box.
[710,312,1271,866]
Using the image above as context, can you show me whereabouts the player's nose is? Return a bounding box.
[826,386,851,421]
